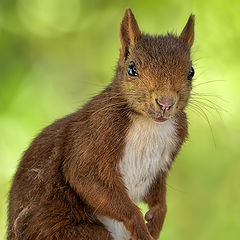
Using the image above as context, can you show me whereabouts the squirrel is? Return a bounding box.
[7,8,195,240]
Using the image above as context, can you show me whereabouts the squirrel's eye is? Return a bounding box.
[128,61,138,77]
[188,66,195,80]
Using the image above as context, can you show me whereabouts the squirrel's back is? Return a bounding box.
[8,87,131,239]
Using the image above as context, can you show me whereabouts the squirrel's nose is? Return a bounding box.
[155,98,175,111]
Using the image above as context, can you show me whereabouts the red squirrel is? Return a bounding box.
[8,8,195,240]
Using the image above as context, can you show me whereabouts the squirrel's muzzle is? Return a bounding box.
[155,97,176,111]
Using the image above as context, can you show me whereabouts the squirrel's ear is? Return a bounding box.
[180,14,195,48]
[119,8,141,59]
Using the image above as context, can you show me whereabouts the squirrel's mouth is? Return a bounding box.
[147,110,172,123]
[153,116,168,122]
[146,106,175,123]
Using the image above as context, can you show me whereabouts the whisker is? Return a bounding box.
[193,79,225,88]
[187,102,216,147]
[189,98,225,114]
[191,91,225,102]
[190,94,226,114]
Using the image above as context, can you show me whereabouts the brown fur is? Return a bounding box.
[8,9,194,240]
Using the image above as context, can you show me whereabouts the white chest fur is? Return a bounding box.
[98,116,178,240]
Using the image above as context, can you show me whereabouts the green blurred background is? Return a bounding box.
[0,0,239,239]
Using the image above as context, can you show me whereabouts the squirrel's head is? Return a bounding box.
[117,8,195,123]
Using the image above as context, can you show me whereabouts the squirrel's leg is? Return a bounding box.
[68,172,153,240]
[143,172,167,240]
[49,223,113,240]
[8,209,112,240]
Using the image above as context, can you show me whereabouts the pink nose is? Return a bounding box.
[156,98,175,111]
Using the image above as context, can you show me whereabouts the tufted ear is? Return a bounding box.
[119,8,141,60]
[180,14,195,48]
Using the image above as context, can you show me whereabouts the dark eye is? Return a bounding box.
[128,61,138,77]
[188,66,195,80]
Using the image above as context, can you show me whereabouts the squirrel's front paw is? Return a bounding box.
[126,212,154,240]
[145,205,166,239]
[129,226,154,240]
[130,234,154,240]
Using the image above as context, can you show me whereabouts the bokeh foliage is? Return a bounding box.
[0,0,240,239]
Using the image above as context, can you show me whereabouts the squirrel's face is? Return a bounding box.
[121,35,193,122]
[118,9,195,122]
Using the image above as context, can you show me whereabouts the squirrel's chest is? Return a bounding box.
[119,117,178,203]
[98,117,178,240]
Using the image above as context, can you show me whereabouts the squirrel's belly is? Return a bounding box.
[119,117,177,202]
[98,117,178,240]
[97,216,130,240]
